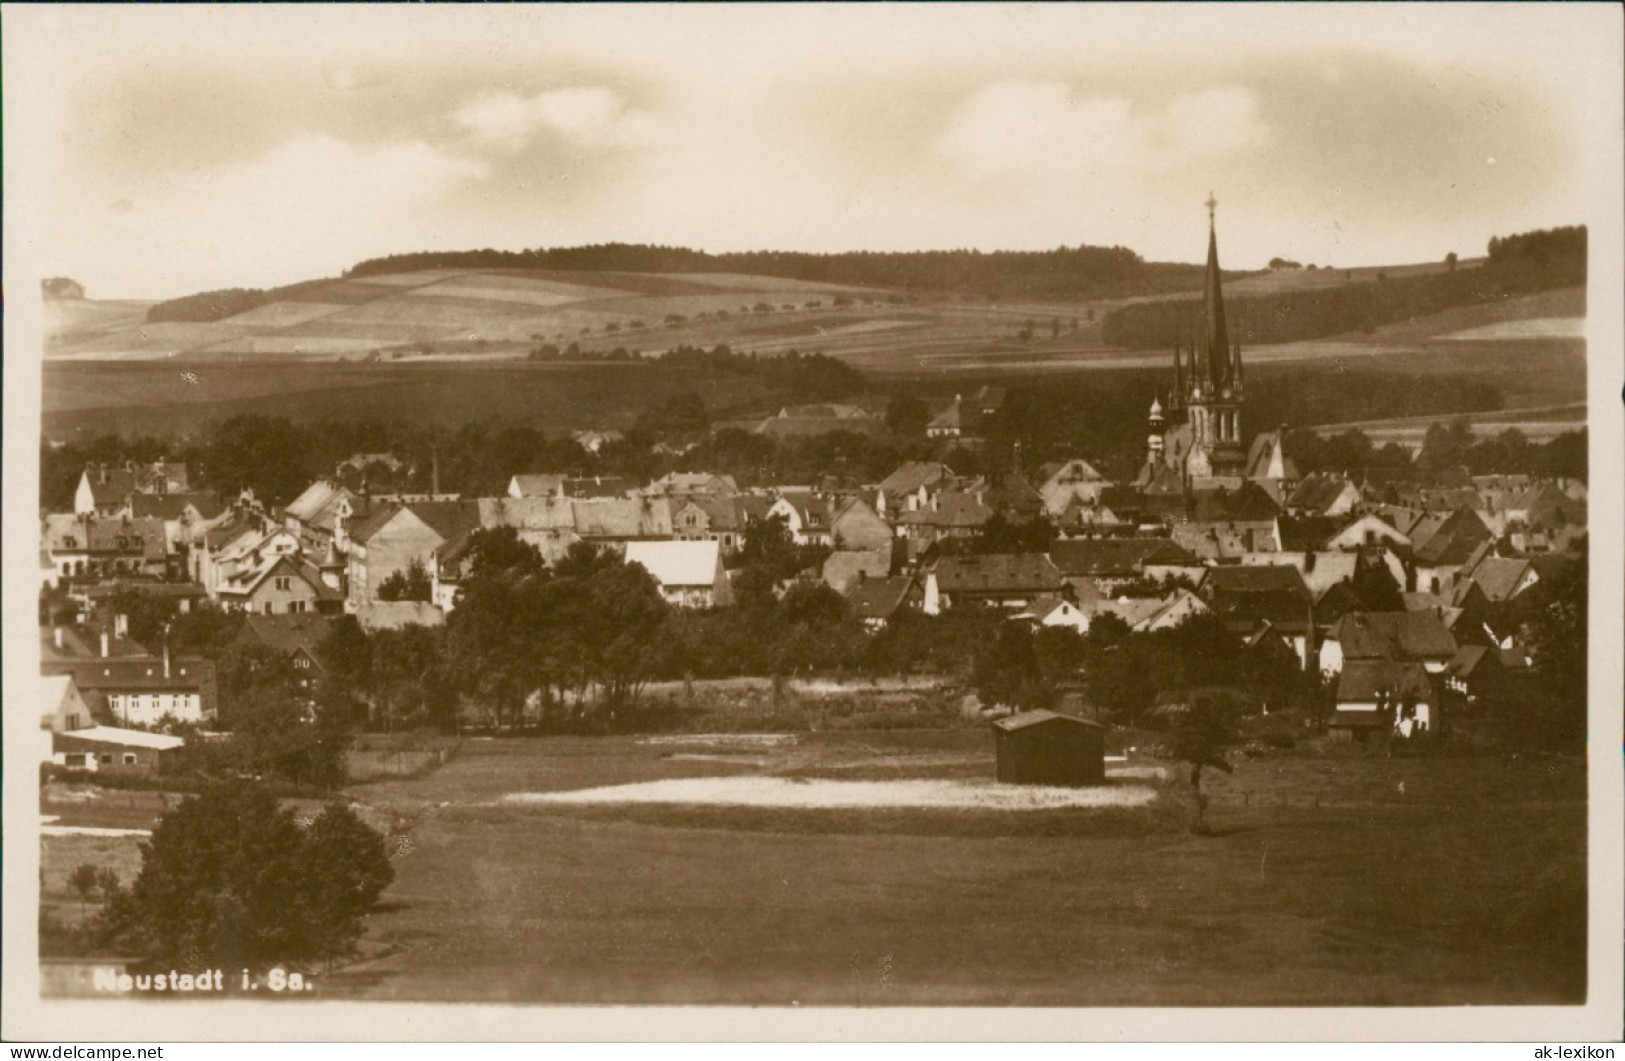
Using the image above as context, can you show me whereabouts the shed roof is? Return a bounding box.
[992,709,1103,731]
[56,726,185,751]
[625,540,721,588]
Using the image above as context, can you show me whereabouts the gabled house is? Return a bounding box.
[1410,506,1496,594]
[640,472,738,499]
[1285,473,1361,519]
[344,500,481,607]
[1201,565,1315,668]
[237,614,335,694]
[129,492,230,554]
[1324,513,1411,552]
[922,553,1065,614]
[671,495,771,554]
[476,496,579,565]
[1048,538,1199,592]
[40,674,97,734]
[283,480,361,555]
[844,574,921,630]
[1244,429,1300,500]
[74,461,190,517]
[44,647,218,727]
[624,540,732,608]
[1318,610,1458,676]
[42,514,169,580]
[895,490,995,548]
[195,522,303,601]
[1330,660,1436,741]
[874,461,956,518]
[217,554,344,615]
[768,493,892,552]
[1460,555,1539,604]
[821,548,894,594]
[572,497,675,551]
[1039,459,1109,514]
[508,474,567,500]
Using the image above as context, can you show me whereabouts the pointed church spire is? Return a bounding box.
[1202,193,1232,390]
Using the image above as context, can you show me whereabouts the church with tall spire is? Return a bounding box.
[1139,194,1252,489]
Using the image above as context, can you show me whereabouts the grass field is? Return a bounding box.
[305,735,1586,1006]
[34,734,1587,1005]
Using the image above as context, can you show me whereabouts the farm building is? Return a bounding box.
[991,710,1106,787]
[52,726,184,775]
[624,539,733,608]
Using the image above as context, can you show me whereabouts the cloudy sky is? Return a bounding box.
[4,3,1617,299]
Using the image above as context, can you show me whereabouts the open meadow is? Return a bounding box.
[298,734,1587,1006]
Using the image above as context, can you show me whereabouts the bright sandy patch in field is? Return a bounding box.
[503,776,1156,811]
[1441,318,1585,341]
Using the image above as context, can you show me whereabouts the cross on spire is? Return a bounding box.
[1204,191,1218,223]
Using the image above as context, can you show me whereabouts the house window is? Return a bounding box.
[289,600,307,614]
[274,576,292,591]
[295,656,310,669]
[64,754,87,768]
[123,753,138,765]
[263,602,274,615]
[99,753,113,765]
[67,713,81,729]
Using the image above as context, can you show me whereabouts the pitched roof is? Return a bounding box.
[897,491,995,530]
[239,614,335,659]
[1048,538,1196,577]
[1182,482,1282,523]
[1411,507,1493,566]
[479,495,576,532]
[624,540,721,588]
[823,549,892,593]
[1466,556,1534,602]
[41,514,167,559]
[284,480,349,525]
[510,474,567,498]
[1245,431,1301,481]
[404,500,483,541]
[573,497,673,538]
[932,553,1064,594]
[129,491,224,521]
[845,575,917,622]
[1276,516,1342,552]
[1286,473,1356,515]
[1443,644,1495,680]
[47,655,216,696]
[1329,611,1457,661]
[1204,564,1310,599]
[877,461,954,497]
[1335,660,1435,705]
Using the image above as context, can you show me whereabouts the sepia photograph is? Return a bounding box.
[3,1,1621,1043]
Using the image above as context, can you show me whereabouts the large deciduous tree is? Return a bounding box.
[100,782,393,972]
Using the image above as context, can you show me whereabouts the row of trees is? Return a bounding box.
[1285,424,1588,480]
[340,242,1239,301]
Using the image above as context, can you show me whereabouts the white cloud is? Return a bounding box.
[60,135,486,296]
[454,87,662,153]
[938,81,1268,181]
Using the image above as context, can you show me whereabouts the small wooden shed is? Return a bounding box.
[991,710,1106,787]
